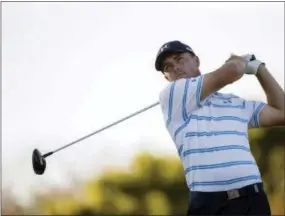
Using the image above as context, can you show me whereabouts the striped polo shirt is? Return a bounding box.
[159,74,266,192]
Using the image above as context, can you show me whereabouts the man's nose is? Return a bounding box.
[174,64,180,73]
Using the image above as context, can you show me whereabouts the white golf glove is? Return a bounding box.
[242,54,265,75]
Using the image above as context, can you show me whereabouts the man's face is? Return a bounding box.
[162,52,200,82]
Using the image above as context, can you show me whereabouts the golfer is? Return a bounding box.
[155,40,284,215]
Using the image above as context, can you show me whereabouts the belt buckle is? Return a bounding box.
[227,189,240,200]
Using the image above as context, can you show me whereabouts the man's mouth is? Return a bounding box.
[177,73,186,79]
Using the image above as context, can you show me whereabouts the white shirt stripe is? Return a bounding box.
[159,75,265,192]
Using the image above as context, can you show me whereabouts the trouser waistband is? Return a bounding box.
[190,183,264,201]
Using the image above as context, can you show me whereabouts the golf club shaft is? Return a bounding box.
[43,101,160,158]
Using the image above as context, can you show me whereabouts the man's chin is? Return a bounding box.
[177,74,187,79]
[179,75,193,79]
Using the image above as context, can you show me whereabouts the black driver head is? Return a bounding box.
[32,148,46,175]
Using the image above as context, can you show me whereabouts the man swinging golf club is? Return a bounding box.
[155,40,285,215]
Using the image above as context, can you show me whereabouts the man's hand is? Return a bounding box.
[242,54,255,62]
[224,54,249,75]
[226,54,251,63]
[226,54,264,75]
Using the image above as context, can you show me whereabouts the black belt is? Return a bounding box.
[191,183,264,201]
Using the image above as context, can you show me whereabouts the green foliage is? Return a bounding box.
[2,127,284,215]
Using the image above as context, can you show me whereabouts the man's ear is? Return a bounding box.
[195,56,200,67]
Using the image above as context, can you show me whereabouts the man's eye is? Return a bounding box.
[177,57,183,62]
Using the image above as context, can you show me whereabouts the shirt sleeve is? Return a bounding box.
[245,100,266,128]
[159,75,205,127]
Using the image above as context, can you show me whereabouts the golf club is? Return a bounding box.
[32,101,160,175]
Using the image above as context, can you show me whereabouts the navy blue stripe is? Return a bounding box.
[189,175,261,188]
[212,95,239,100]
[190,115,248,123]
[173,76,203,140]
[185,161,255,174]
[206,103,245,109]
[178,145,184,157]
[253,103,265,127]
[182,79,190,121]
[185,131,248,138]
[251,101,257,126]
[183,145,250,156]
[166,82,176,126]
[196,76,203,108]
[174,115,192,141]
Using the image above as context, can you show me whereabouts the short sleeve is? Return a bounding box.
[159,75,204,127]
[246,100,266,128]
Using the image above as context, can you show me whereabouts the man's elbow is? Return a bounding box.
[273,110,285,126]
[275,108,285,126]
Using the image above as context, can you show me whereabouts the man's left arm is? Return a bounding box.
[255,64,285,127]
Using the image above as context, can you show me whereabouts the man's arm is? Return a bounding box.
[256,65,285,127]
[159,57,248,126]
[200,57,246,101]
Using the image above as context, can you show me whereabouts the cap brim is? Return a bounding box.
[155,49,187,71]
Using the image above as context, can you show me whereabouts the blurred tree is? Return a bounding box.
[144,190,172,215]
[249,126,285,195]
[32,188,81,215]
[3,127,284,215]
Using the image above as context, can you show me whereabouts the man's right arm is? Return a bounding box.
[200,58,247,101]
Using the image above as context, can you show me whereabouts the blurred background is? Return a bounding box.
[2,1,284,215]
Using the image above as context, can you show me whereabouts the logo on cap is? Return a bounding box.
[157,44,168,56]
[159,44,168,54]
[186,46,192,52]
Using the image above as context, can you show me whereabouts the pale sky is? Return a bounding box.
[2,2,284,204]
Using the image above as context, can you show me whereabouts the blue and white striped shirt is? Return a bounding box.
[159,74,265,192]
